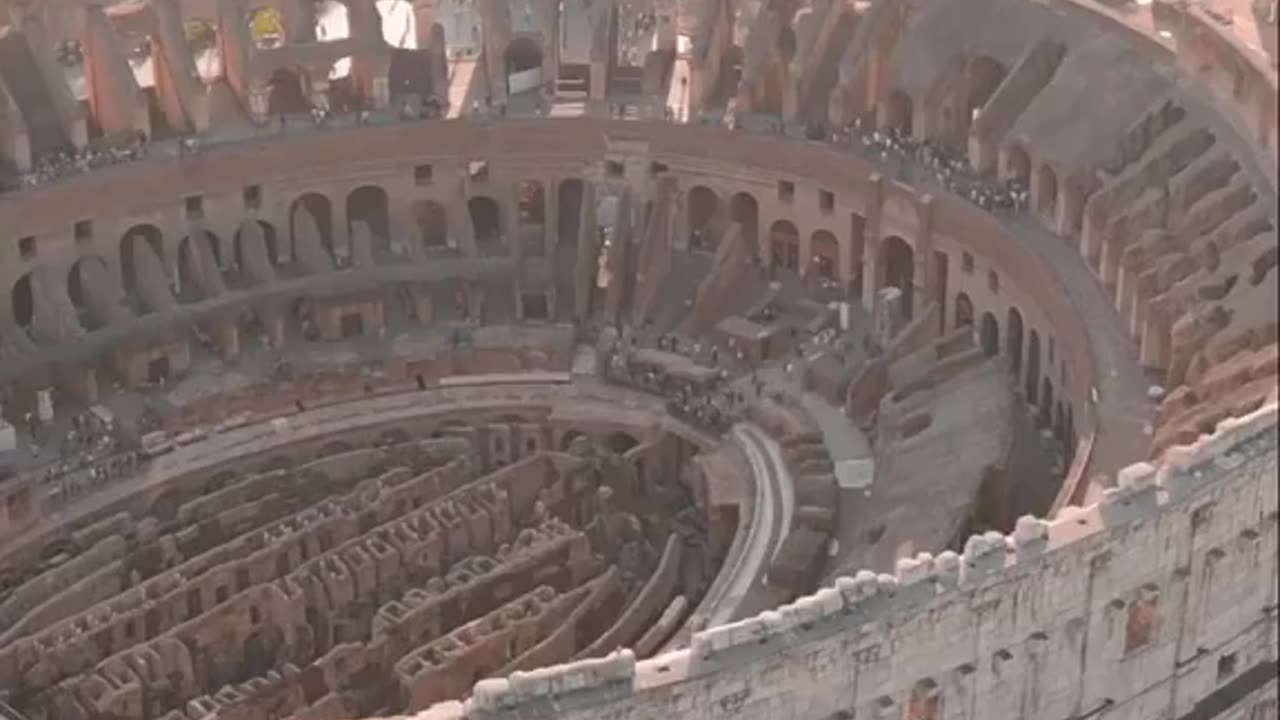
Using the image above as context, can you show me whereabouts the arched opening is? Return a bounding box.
[557,179,584,248]
[719,45,744,99]
[1036,164,1059,220]
[347,185,392,258]
[979,312,999,357]
[883,90,914,136]
[1005,144,1031,186]
[1025,330,1042,404]
[291,193,335,259]
[603,431,639,455]
[248,7,285,49]
[810,230,838,280]
[315,0,351,43]
[120,224,165,299]
[234,221,281,272]
[66,256,109,323]
[11,274,33,330]
[954,292,974,328]
[769,221,800,272]
[1006,307,1024,379]
[559,430,585,452]
[1054,401,1067,443]
[881,235,915,320]
[687,185,719,251]
[965,56,1006,122]
[267,67,308,115]
[240,629,278,681]
[1039,378,1054,428]
[413,199,449,251]
[468,196,503,254]
[729,192,759,252]
[504,36,543,95]
[377,0,418,49]
[849,213,867,295]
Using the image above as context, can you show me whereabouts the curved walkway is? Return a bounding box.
[692,422,792,630]
[0,377,719,562]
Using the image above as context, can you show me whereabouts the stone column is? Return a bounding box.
[861,174,885,311]
[913,193,936,320]
[247,80,271,125]
[544,179,560,257]
[83,4,147,138]
[213,316,240,360]
[331,197,351,262]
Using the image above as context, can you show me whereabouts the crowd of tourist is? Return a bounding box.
[23,407,146,508]
[5,133,149,192]
[843,122,1030,215]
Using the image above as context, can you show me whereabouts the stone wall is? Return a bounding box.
[406,401,1279,720]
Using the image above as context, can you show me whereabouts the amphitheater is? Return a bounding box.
[0,0,1276,718]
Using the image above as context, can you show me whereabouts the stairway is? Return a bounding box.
[0,31,71,158]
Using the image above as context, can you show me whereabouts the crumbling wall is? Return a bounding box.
[415,402,1279,720]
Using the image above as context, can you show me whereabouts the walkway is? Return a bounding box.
[692,423,791,629]
[0,378,716,561]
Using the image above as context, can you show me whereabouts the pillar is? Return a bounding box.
[861,174,885,311]
[544,179,559,257]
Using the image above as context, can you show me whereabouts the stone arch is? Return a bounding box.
[880,235,914,319]
[347,185,392,257]
[557,179,584,247]
[602,430,639,455]
[966,55,1006,112]
[954,292,974,328]
[769,220,800,271]
[687,185,720,251]
[810,230,838,280]
[1036,163,1059,220]
[979,312,999,357]
[1039,378,1054,428]
[235,220,281,269]
[67,255,110,317]
[721,45,744,92]
[883,89,914,136]
[504,36,542,82]
[241,627,279,679]
[729,192,759,252]
[1006,306,1024,379]
[558,429,585,451]
[905,678,940,720]
[266,67,308,115]
[1005,143,1031,185]
[120,224,166,299]
[248,7,285,48]
[291,193,335,258]
[10,273,33,330]
[315,0,351,44]
[1025,329,1042,404]
[413,199,449,250]
[468,196,503,253]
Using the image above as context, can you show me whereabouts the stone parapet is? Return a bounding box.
[406,401,1279,720]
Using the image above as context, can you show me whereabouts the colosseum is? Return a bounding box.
[0,0,1275,718]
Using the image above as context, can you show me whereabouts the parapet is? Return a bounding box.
[416,402,1277,720]
[469,649,636,717]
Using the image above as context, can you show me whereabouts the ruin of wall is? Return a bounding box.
[406,401,1279,720]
